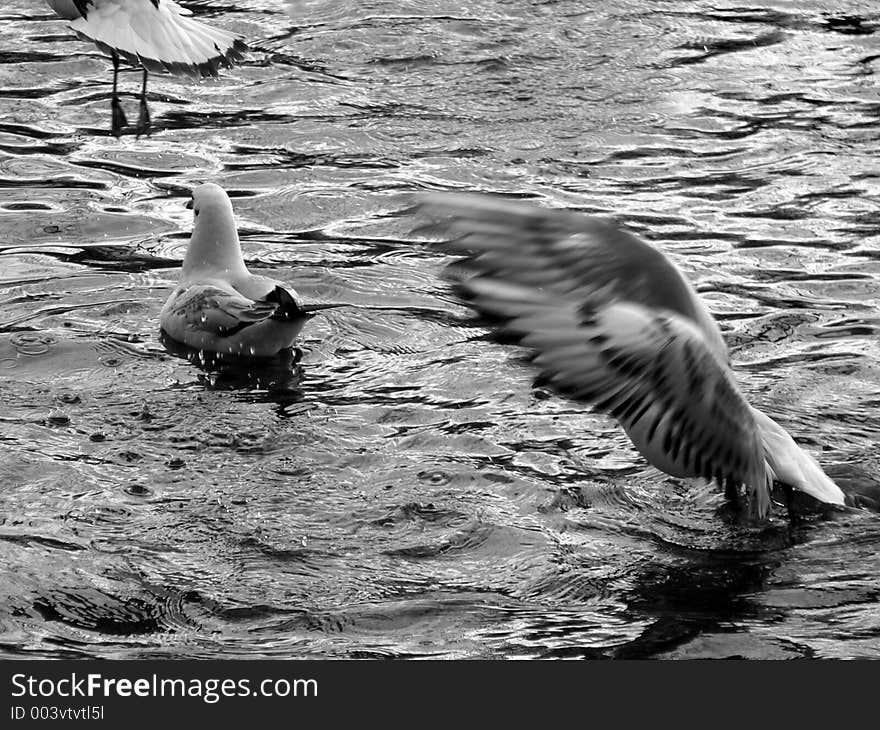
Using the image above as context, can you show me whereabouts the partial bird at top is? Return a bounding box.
[416,192,847,520]
[160,183,330,359]
[45,0,247,136]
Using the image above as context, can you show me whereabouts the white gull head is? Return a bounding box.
[183,183,249,280]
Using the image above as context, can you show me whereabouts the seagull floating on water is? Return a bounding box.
[417,192,847,519]
[45,0,247,136]
[160,183,321,358]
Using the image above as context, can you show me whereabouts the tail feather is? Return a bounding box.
[751,407,846,506]
[67,0,247,78]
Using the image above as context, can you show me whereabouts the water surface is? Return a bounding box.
[1,0,879,659]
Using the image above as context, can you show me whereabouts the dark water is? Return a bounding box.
[1,0,879,659]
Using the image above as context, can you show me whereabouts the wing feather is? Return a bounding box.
[419,192,728,361]
[417,192,771,515]
[66,0,247,77]
[166,283,278,336]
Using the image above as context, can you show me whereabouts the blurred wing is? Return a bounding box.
[45,1,90,19]
[417,192,728,361]
[68,0,247,77]
[460,276,769,513]
[417,193,769,514]
[169,283,278,336]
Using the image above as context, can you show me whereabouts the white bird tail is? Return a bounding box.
[62,0,247,78]
[750,406,846,506]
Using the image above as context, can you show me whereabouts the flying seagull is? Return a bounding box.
[160,183,326,358]
[416,192,847,519]
[45,0,247,136]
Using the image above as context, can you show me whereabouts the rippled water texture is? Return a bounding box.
[1,0,879,659]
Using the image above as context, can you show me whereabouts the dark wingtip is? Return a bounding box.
[263,285,304,321]
[84,33,248,79]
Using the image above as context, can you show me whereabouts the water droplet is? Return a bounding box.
[46,409,69,426]
[124,484,151,497]
[10,332,57,356]
[417,470,451,486]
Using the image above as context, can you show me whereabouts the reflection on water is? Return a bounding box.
[0,0,879,659]
[159,330,307,396]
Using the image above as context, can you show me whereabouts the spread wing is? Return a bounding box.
[417,192,770,515]
[418,192,729,361]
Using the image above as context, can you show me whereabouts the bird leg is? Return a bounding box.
[110,52,128,137]
[724,478,741,509]
[781,481,802,524]
[136,69,151,137]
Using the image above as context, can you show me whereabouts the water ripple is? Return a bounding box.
[0,0,878,659]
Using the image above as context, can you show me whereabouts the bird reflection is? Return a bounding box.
[612,554,780,658]
[160,329,306,398]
